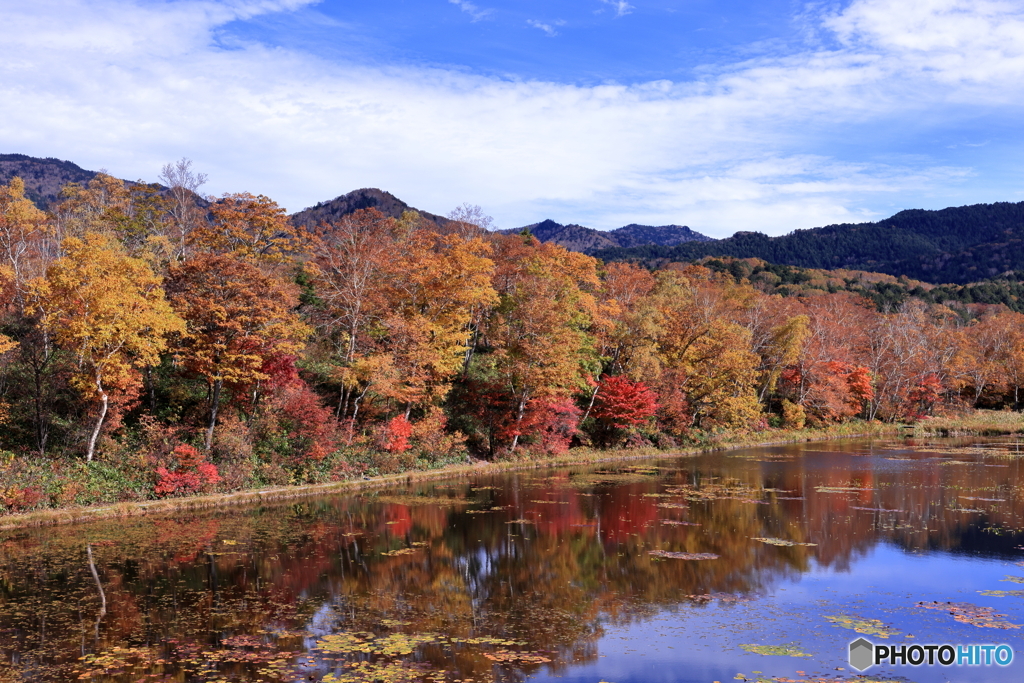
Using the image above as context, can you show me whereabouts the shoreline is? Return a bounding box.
[0,422,901,532]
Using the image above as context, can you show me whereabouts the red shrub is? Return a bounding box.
[277,382,338,460]
[382,416,413,453]
[155,444,222,497]
[2,486,43,512]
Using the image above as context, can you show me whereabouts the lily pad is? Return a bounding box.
[751,537,816,547]
[739,643,811,657]
[648,550,719,560]
[919,601,1021,629]
[824,615,899,638]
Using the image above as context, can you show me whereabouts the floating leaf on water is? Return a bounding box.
[1001,576,1024,584]
[661,520,700,526]
[918,601,1021,629]
[815,487,876,493]
[739,643,811,657]
[684,592,752,604]
[751,537,816,547]
[381,548,420,557]
[648,550,719,560]
[979,590,1024,597]
[323,660,428,683]
[482,650,552,664]
[506,519,535,524]
[315,631,438,656]
[824,615,899,638]
[450,636,525,646]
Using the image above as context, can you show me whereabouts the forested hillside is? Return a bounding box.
[595,202,1024,284]
[694,257,1024,314]
[0,154,99,208]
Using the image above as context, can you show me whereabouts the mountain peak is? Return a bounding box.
[509,219,713,255]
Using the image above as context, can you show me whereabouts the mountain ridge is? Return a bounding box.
[593,201,1024,284]
[502,219,713,254]
[0,153,101,208]
[8,153,1024,286]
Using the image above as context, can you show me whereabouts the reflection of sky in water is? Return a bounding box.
[530,545,1024,683]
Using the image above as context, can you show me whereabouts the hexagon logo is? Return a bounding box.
[849,637,874,672]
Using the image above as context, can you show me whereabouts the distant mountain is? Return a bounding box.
[594,202,1024,285]
[0,154,99,208]
[291,188,449,229]
[506,219,712,255]
[612,223,715,248]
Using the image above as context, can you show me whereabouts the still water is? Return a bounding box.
[4,438,1024,683]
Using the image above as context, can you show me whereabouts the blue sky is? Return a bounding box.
[2,0,1024,235]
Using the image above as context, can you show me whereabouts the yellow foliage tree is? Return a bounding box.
[0,177,48,300]
[30,233,184,461]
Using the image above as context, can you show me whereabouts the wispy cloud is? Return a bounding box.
[526,19,565,37]
[1,0,1022,234]
[600,0,634,18]
[448,0,492,22]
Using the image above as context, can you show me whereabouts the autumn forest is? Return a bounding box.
[3,164,1024,514]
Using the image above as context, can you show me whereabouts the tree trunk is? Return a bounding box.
[86,373,108,463]
[509,394,528,454]
[579,384,600,423]
[347,383,371,446]
[205,378,222,450]
[145,366,157,412]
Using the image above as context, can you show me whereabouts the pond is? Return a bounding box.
[3,437,1024,683]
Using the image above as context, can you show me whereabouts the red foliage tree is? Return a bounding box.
[907,373,943,419]
[592,375,659,429]
[515,398,581,455]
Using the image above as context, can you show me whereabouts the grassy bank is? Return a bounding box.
[913,409,1024,436]
[0,421,897,531]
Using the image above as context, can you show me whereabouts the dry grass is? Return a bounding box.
[0,421,895,532]
[914,409,1024,436]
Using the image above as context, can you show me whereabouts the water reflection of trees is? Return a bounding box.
[2,440,1024,681]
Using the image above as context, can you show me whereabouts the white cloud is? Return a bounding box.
[526,19,565,37]
[825,0,1024,88]
[0,0,1022,235]
[448,0,493,22]
[600,0,634,18]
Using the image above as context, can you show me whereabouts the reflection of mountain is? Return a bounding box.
[2,441,1024,681]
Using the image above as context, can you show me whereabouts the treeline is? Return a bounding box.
[4,167,1024,510]
[592,201,1024,284]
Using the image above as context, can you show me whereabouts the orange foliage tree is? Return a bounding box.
[167,253,310,448]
